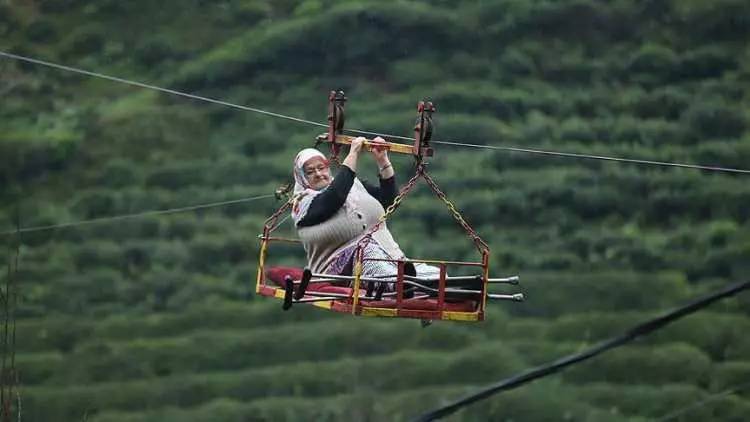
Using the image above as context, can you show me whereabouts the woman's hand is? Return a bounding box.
[350,136,366,155]
[370,137,394,179]
[370,136,390,166]
[342,136,366,172]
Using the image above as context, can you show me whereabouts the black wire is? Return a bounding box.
[413,280,750,421]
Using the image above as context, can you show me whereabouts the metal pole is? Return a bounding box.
[309,272,519,285]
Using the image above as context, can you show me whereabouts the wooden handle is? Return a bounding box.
[317,133,414,155]
[335,134,415,155]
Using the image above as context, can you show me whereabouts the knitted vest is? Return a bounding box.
[297,179,404,273]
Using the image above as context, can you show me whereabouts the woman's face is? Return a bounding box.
[303,157,331,190]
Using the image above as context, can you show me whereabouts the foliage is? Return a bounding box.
[2,0,749,421]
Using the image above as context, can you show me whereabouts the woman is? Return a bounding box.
[291,136,436,293]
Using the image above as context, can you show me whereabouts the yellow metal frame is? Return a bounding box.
[255,239,268,294]
[262,285,481,321]
[351,260,363,315]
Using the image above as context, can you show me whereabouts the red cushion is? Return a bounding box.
[265,267,337,292]
[265,266,303,288]
[316,285,360,295]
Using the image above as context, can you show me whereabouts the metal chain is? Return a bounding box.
[421,171,490,253]
[268,212,292,232]
[263,200,292,232]
[356,167,423,249]
[381,167,424,223]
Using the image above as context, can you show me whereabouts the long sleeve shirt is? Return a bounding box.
[297,166,397,227]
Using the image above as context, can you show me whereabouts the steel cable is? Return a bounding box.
[2,50,749,175]
[0,194,274,235]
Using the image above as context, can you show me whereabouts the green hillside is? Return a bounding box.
[1,0,749,421]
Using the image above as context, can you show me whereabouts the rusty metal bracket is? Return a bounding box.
[327,90,347,161]
[413,100,436,161]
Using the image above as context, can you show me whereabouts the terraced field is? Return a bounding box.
[2,1,749,421]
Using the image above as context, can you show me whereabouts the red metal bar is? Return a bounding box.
[351,246,364,315]
[396,260,405,310]
[480,250,489,315]
[438,263,446,314]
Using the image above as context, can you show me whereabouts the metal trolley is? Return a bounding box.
[256,91,523,322]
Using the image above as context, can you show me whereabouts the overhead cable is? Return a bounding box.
[0,193,274,236]
[3,50,750,175]
[345,129,750,175]
[413,280,750,421]
[0,51,326,128]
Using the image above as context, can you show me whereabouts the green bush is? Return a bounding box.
[101,159,143,188]
[431,83,561,120]
[0,130,80,187]
[387,57,446,89]
[694,140,750,171]
[498,48,537,76]
[121,240,155,275]
[22,345,524,420]
[483,382,636,422]
[151,241,189,269]
[173,3,463,91]
[16,352,63,385]
[565,342,712,385]
[677,46,738,80]
[510,271,689,318]
[62,26,106,57]
[682,100,746,140]
[482,0,630,42]
[579,382,705,419]
[545,311,647,342]
[651,312,750,360]
[626,43,678,84]
[70,189,119,219]
[17,316,94,354]
[161,215,198,240]
[712,361,750,391]
[71,241,123,270]
[146,161,211,190]
[25,19,57,42]
[629,87,690,120]
[611,118,689,146]
[0,4,16,27]
[38,0,86,13]
[671,0,750,41]
[134,37,187,67]
[437,114,516,145]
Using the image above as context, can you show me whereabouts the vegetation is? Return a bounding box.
[1,0,749,421]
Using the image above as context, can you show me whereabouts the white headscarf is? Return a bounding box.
[291,148,330,223]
